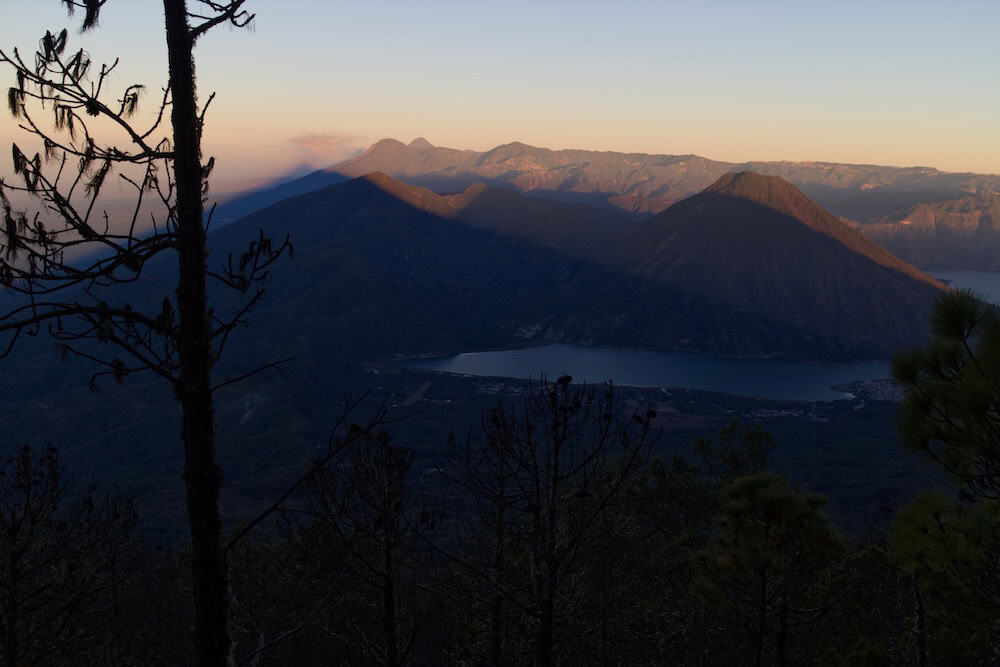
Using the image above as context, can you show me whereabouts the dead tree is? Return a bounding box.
[1,2,290,664]
[443,377,655,666]
[0,444,137,665]
[299,429,421,667]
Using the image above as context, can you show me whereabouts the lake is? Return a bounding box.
[405,344,889,401]
[407,271,1000,401]
[931,269,1000,304]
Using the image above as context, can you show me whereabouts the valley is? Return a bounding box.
[0,160,964,535]
[0,357,933,536]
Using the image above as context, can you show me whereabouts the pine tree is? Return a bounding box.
[0,3,290,663]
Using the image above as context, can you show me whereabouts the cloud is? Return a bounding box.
[288,131,364,157]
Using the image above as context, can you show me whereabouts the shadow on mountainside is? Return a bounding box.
[0,172,948,539]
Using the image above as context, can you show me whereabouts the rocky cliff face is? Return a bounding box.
[861,192,1000,269]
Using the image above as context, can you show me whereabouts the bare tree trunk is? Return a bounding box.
[490,451,508,667]
[776,592,787,667]
[535,558,558,667]
[754,569,767,667]
[383,532,399,667]
[534,393,563,667]
[489,588,505,667]
[163,2,231,665]
[913,576,927,667]
[534,593,555,667]
[4,549,18,667]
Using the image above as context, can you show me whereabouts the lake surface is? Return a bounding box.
[406,270,1000,401]
[931,269,1000,304]
[405,344,889,401]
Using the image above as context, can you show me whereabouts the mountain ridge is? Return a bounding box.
[618,172,943,350]
[699,172,944,290]
[326,138,1000,219]
[206,138,1000,232]
[215,170,942,362]
[861,192,1000,269]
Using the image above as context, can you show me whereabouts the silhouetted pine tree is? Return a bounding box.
[0,3,290,664]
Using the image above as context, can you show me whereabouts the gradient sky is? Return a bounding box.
[1,0,998,191]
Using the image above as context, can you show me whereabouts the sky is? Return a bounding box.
[1,0,998,192]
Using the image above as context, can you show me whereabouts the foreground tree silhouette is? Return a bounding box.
[443,377,655,666]
[300,430,421,666]
[892,289,1000,500]
[694,419,774,486]
[0,444,137,665]
[892,290,1000,649]
[698,473,840,667]
[1,2,289,664]
[890,491,1000,663]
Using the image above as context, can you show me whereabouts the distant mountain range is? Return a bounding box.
[210,172,777,363]
[860,192,1000,269]
[209,138,1000,270]
[0,164,951,415]
[8,167,943,403]
[326,138,1000,221]
[213,138,1000,227]
[205,169,940,363]
[0,166,948,525]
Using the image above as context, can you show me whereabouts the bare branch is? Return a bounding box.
[224,394,392,555]
[189,1,255,42]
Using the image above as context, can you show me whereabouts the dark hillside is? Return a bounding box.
[625,172,943,356]
[209,173,812,364]
[0,172,946,536]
